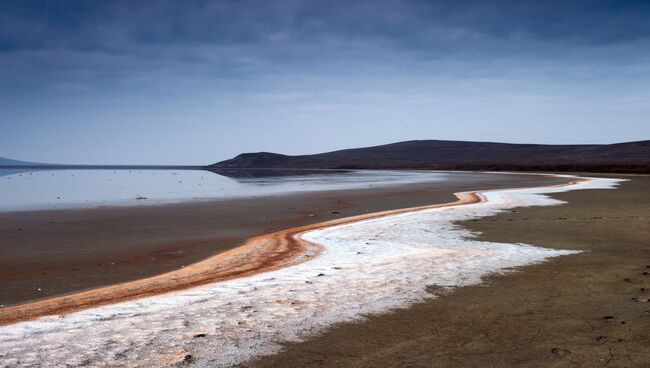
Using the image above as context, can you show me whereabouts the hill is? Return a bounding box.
[0,157,44,166]
[209,140,650,173]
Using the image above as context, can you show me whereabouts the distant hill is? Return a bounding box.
[0,157,201,170]
[209,140,650,174]
[0,157,45,166]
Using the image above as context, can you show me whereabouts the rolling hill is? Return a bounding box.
[209,140,650,173]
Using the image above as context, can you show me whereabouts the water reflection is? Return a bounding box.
[0,168,41,177]
[208,168,350,180]
[0,168,447,211]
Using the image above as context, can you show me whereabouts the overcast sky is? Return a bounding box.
[2,0,650,164]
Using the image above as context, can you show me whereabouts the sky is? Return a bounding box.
[1,0,650,165]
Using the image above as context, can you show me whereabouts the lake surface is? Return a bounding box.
[0,169,448,211]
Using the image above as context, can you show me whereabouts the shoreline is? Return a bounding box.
[248,174,648,368]
[0,173,569,325]
[0,188,487,326]
[0,172,568,307]
[0,173,623,367]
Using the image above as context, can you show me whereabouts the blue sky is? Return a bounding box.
[1,0,650,164]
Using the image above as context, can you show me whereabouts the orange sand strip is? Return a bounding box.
[0,177,580,326]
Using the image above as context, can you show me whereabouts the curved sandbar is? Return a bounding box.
[0,175,580,326]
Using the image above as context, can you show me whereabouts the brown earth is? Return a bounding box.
[246,175,650,368]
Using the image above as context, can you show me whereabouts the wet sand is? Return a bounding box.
[0,172,566,307]
[247,175,650,368]
[0,184,489,327]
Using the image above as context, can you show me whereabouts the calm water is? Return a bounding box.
[0,169,448,211]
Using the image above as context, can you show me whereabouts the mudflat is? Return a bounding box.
[247,175,650,368]
[0,172,566,307]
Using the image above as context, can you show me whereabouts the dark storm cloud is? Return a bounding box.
[2,0,650,99]
[3,1,650,72]
[4,1,650,49]
[0,3,642,107]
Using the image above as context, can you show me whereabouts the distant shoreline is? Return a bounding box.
[0,164,203,170]
[3,163,649,174]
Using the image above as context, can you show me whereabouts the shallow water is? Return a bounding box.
[0,169,447,211]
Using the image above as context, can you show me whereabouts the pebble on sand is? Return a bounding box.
[551,348,571,357]
[169,352,193,367]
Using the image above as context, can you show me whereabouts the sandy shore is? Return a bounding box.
[0,172,567,307]
[248,175,650,368]
[0,173,621,367]
[0,173,546,326]
[0,189,484,326]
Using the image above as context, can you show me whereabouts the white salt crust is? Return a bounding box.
[0,175,624,368]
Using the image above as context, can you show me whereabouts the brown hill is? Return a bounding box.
[209,140,650,173]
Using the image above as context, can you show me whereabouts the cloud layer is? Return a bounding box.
[2,1,650,164]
